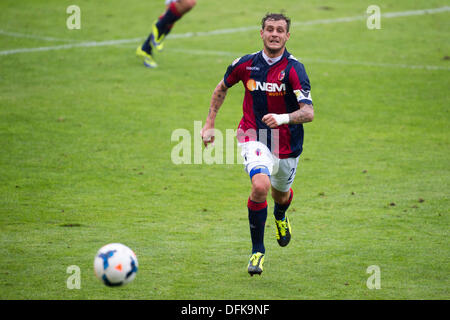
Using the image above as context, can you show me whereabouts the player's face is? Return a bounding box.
[261,19,290,55]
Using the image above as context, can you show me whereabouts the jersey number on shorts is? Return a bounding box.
[287,168,296,183]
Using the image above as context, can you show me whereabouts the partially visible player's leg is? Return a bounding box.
[270,156,299,247]
[152,0,196,51]
[138,0,196,67]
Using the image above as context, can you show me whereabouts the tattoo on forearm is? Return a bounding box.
[208,86,227,117]
[288,105,314,124]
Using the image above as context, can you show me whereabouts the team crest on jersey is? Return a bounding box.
[278,70,285,81]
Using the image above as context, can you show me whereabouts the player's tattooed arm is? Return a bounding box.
[288,103,314,124]
[207,80,228,121]
[202,80,229,147]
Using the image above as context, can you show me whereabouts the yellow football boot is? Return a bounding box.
[136,46,157,68]
[275,216,292,247]
[247,252,265,276]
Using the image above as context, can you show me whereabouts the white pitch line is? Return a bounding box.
[0,38,143,56]
[0,29,77,42]
[295,5,450,26]
[0,6,449,56]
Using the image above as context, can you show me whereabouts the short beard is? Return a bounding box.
[265,44,284,56]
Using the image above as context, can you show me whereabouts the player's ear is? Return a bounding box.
[260,29,264,39]
[286,31,290,41]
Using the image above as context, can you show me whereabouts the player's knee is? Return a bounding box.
[251,176,270,199]
[188,0,197,9]
[180,0,196,10]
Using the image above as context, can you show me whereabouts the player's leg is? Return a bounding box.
[138,1,179,68]
[240,141,273,276]
[137,0,196,67]
[271,187,293,247]
[272,187,293,220]
[270,156,299,247]
[248,172,270,252]
[247,172,270,276]
[151,0,196,51]
[139,1,175,57]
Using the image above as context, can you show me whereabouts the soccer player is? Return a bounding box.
[201,13,314,276]
[136,0,197,68]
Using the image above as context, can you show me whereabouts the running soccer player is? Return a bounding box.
[201,13,314,276]
[136,0,196,68]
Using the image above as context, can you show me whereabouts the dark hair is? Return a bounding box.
[261,13,291,32]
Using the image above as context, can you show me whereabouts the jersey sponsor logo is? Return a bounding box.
[246,79,286,93]
[246,66,260,71]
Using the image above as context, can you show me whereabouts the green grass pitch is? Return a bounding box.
[0,0,449,299]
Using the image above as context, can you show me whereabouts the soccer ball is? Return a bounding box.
[94,243,138,287]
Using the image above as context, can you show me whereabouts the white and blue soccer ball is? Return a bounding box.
[94,243,138,287]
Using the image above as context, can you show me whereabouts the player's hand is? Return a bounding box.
[262,113,290,128]
[200,124,215,147]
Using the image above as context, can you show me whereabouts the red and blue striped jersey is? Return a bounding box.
[223,49,313,159]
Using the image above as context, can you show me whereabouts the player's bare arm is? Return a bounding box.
[208,80,228,120]
[201,80,229,146]
[262,102,314,128]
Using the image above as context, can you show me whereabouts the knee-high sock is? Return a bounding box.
[142,3,181,53]
[273,188,293,221]
[156,2,182,36]
[248,198,268,254]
